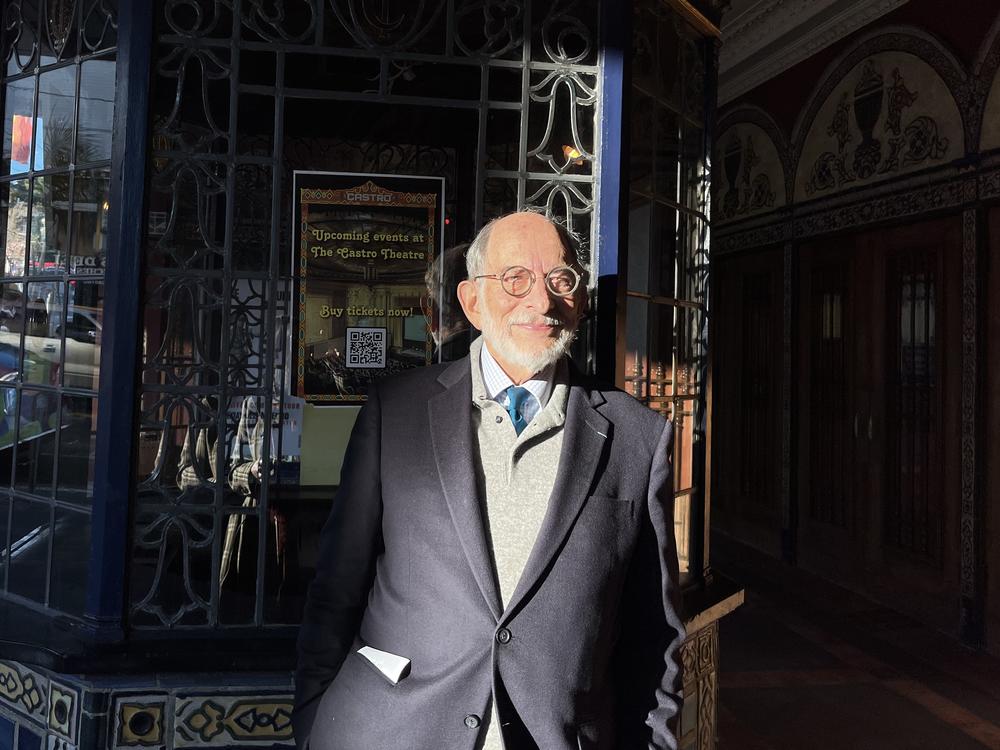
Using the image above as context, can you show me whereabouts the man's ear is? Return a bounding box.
[456,279,483,331]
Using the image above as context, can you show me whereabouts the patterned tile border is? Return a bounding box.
[174,695,294,747]
[0,661,295,750]
[0,662,47,726]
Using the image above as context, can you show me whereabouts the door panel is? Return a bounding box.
[797,239,860,578]
[884,247,943,563]
[797,218,960,632]
[711,248,783,555]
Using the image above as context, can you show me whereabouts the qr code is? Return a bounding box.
[346,327,387,369]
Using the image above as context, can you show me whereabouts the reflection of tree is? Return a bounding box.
[32,116,107,269]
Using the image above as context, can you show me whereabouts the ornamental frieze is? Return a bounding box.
[713,122,786,224]
[796,53,962,201]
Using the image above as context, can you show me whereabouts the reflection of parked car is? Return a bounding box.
[0,305,101,389]
[57,307,102,343]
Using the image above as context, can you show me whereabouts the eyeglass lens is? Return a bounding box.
[499,266,578,297]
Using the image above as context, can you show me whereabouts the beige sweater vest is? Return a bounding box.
[469,338,568,750]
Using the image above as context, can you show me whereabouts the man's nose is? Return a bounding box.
[524,272,556,311]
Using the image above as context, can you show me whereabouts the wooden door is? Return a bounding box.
[797,237,863,580]
[862,219,961,630]
[711,248,783,555]
[797,218,961,631]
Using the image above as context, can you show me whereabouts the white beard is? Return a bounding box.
[480,310,576,376]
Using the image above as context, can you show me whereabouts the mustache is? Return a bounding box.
[506,313,564,327]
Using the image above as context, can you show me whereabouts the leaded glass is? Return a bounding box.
[0,0,118,616]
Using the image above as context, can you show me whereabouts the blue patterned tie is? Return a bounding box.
[505,386,531,436]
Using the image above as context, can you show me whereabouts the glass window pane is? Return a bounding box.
[648,302,675,414]
[2,76,36,176]
[57,395,98,506]
[625,295,649,401]
[630,94,653,193]
[651,203,678,298]
[627,200,651,295]
[264,494,307,623]
[0,284,25,379]
[36,65,77,170]
[71,168,110,272]
[13,388,57,496]
[0,384,13,490]
[22,281,60,386]
[219,511,258,625]
[63,280,102,389]
[50,507,89,614]
[681,122,706,215]
[0,494,8,589]
[7,497,50,603]
[654,105,680,203]
[1,178,30,275]
[77,57,115,163]
[29,173,71,273]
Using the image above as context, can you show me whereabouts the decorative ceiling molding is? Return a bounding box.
[718,0,910,104]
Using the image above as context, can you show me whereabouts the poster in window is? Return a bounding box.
[293,171,445,403]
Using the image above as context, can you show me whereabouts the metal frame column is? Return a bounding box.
[85,0,154,633]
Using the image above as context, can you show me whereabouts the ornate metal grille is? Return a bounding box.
[623,0,711,583]
[808,265,851,529]
[130,0,602,629]
[886,249,942,561]
[0,0,118,617]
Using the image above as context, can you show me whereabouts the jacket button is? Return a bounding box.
[496,627,512,644]
[495,415,503,424]
[464,714,481,729]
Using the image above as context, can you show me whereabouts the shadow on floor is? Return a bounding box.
[712,536,1000,750]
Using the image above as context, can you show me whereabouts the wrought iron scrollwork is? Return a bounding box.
[155,44,231,149]
[527,70,596,173]
[538,0,591,64]
[329,0,447,50]
[526,180,590,236]
[3,1,38,73]
[82,0,117,51]
[132,0,602,628]
[232,0,317,43]
[454,0,523,57]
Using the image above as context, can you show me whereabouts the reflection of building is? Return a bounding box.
[0,3,737,750]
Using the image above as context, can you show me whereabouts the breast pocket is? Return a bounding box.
[588,493,633,504]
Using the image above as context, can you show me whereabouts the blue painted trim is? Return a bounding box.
[85,1,154,631]
[594,0,629,381]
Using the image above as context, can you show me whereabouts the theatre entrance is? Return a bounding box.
[797,217,962,632]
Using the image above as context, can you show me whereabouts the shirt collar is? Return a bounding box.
[479,338,554,409]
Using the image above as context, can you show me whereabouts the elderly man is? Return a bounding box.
[294,211,685,750]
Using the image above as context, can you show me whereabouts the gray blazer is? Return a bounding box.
[294,354,685,750]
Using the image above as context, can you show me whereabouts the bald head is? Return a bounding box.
[465,211,579,279]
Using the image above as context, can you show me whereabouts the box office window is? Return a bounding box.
[131,0,602,628]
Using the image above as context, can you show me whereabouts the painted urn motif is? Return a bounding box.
[852,60,885,179]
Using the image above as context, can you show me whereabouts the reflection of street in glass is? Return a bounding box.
[0,303,101,389]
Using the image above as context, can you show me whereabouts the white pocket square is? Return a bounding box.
[357,645,411,685]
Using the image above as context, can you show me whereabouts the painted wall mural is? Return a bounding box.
[795,52,962,201]
[713,122,785,224]
[979,61,1000,151]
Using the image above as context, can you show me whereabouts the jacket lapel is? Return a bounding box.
[428,358,503,620]
[501,380,609,622]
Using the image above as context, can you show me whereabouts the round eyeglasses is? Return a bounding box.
[474,265,581,298]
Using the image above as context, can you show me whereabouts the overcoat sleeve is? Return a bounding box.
[292,385,384,749]
[614,418,687,749]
